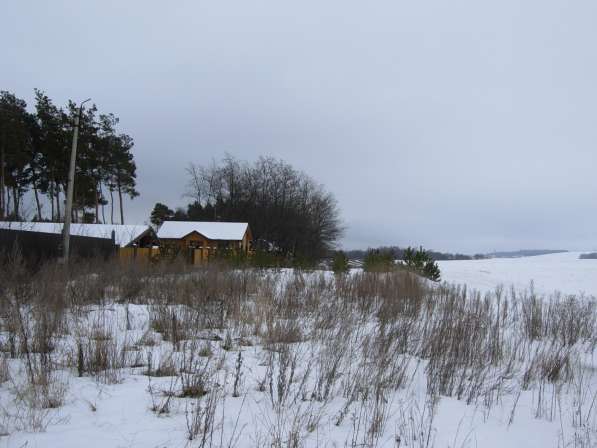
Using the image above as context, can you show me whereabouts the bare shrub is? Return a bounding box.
[149,305,189,349]
[523,344,574,388]
[521,287,544,341]
[178,342,212,398]
[72,334,124,384]
[137,329,158,347]
[198,341,213,358]
[393,396,437,448]
[311,336,345,402]
[222,331,234,351]
[263,320,303,347]
[145,351,177,377]
[186,386,220,445]
[21,372,68,410]
[147,375,176,416]
[118,266,145,303]
[546,296,596,346]
[3,359,69,433]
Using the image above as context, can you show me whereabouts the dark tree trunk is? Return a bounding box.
[60,183,67,222]
[117,181,124,224]
[12,187,19,219]
[94,181,99,223]
[49,182,55,221]
[110,188,114,224]
[100,183,106,224]
[5,187,10,217]
[56,188,61,222]
[34,185,42,220]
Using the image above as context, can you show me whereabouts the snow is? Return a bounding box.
[438,251,597,297]
[2,297,589,448]
[0,365,566,448]
[157,221,249,241]
[1,255,596,447]
[0,222,151,248]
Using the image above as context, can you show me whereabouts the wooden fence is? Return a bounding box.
[0,229,117,266]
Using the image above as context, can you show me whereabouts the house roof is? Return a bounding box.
[157,221,249,241]
[0,222,151,248]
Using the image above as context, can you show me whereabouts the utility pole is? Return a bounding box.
[62,98,91,262]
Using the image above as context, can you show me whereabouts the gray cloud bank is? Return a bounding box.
[2,0,596,253]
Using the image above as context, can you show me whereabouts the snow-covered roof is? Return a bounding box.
[157,221,249,241]
[0,222,151,248]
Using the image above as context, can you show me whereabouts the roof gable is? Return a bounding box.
[157,221,249,241]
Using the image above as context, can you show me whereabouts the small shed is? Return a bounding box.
[157,221,252,263]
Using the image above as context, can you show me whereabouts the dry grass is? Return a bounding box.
[0,253,595,444]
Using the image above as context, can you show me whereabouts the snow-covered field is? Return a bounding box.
[0,257,596,448]
[439,251,597,298]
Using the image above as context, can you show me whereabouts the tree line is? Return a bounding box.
[333,246,441,281]
[151,155,343,260]
[344,246,486,261]
[0,90,138,224]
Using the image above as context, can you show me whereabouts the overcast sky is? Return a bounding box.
[2,1,597,253]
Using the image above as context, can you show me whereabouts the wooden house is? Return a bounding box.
[156,221,253,264]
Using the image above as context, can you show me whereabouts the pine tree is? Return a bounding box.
[186,201,204,220]
[403,246,441,281]
[150,203,174,227]
[0,91,32,219]
[363,248,395,272]
[33,90,69,221]
[332,250,349,274]
[0,89,139,223]
[110,134,138,224]
[65,100,101,222]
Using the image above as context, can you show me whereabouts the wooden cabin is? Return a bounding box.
[156,221,252,264]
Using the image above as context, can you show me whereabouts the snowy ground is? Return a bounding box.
[0,260,596,448]
[438,251,597,298]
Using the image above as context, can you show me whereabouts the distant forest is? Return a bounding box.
[0,90,138,224]
[488,249,568,258]
[150,156,343,260]
[344,246,486,261]
[342,248,572,261]
[579,253,597,260]
[345,248,572,261]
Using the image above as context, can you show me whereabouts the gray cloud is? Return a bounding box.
[3,0,596,253]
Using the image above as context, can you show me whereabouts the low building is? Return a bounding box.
[157,221,252,263]
[0,221,157,262]
[0,221,155,248]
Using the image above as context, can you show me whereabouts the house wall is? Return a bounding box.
[119,247,160,263]
[241,228,252,253]
[159,227,253,264]
[159,233,213,264]
[165,230,252,251]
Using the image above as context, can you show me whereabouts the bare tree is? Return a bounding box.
[179,155,343,260]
